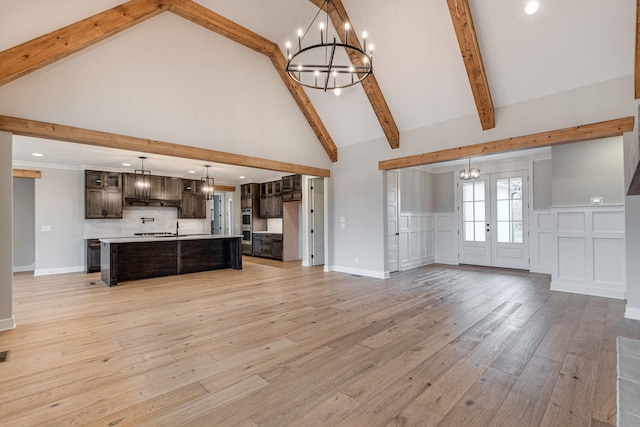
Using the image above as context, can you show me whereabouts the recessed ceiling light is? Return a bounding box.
[239,176,246,179]
[122,163,130,167]
[524,0,539,15]
[189,170,196,174]
[31,153,43,157]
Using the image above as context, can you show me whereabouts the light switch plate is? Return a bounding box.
[41,225,52,232]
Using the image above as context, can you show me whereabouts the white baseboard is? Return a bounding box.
[13,264,35,273]
[329,265,388,279]
[434,256,457,265]
[550,280,625,300]
[0,316,16,331]
[401,257,435,271]
[625,306,640,320]
[530,266,552,274]
[34,266,85,276]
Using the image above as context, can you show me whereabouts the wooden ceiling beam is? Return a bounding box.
[0,0,339,162]
[446,0,495,130]
[0,0,168,87]
[379,116,634,170]
[13,169,42,179]
[0,116,331,178]
[169,0,278,56]
[308,0,400,149]
[269,50,338,161]
[635,0,640,98]
[169,0,337,161]
[213,184,236,192]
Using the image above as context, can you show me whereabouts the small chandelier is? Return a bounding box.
[459,158,480,180]
[285,0,373,94]
[201,165,214,200]
[134,156,151,195]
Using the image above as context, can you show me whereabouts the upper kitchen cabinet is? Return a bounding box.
[241,183,259,209]
[123,173,182,206]
[259,180,283,218]
[282,174,302,202]
[85,170,122,219]
[180,179,207,219]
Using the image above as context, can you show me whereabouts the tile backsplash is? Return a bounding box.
[83,206,209,238]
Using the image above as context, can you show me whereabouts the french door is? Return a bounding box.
[459,170,529,270]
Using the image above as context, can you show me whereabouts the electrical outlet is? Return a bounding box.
[355,257,359,264]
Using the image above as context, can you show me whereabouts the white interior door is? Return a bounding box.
[310,178,325,266]
[459,170,529,270]
[386,171,399,273]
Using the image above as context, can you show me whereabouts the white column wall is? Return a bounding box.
[0,131,15,331]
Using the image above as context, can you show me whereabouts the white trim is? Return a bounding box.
[329,265,389,279]
[12,264,35,273]
[550,279,625,300]
[0,316,16,331]
[34,265,84,276]
[530,210,552,274]
[625,306,640,320]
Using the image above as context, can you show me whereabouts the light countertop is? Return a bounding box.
[99,234,242,244]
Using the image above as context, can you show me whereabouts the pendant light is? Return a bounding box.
[201,165,214,200]
[459,158,480,180]
[134,156,151,196]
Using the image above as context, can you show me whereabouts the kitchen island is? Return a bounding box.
[100,234,242,286]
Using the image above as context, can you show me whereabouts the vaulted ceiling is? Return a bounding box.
[0,0,636,174]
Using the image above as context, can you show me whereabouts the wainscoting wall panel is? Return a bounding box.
[399,212,435,270]
[435,213,457,265]
[551,206,626,299]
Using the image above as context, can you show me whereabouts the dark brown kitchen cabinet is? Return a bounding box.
[180,179,207,219]
[241,183,258,209]
[85,170,122,219]
[252,233,283,260]
[258,180,283,218]
[85,239,101,273]
[282,174,302,202]
[123,174,182,206]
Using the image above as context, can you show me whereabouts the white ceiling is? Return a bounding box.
[4,0,636,176]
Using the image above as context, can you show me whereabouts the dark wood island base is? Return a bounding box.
[100,235,242,286]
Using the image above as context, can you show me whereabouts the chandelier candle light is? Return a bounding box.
[285,0,373,94]
[459,158,480,180]
[201,165,214,200]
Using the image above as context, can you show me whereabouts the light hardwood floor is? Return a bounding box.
[1,258,639,426]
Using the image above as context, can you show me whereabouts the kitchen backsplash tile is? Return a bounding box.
[267,218,283,233]
[83,206,209,238]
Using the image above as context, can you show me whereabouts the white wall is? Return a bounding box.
[13,177,35,271]
[397,169,435,270]
[0,12,332,173]
[330,77,634,278]
[533,158,552,210]
[329,144,385,277]
[0,131,15,331]
[552,137,625,206]
[625,195,640,319]
[34,167,85,275]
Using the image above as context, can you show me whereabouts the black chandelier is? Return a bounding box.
[285,0,373,94]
